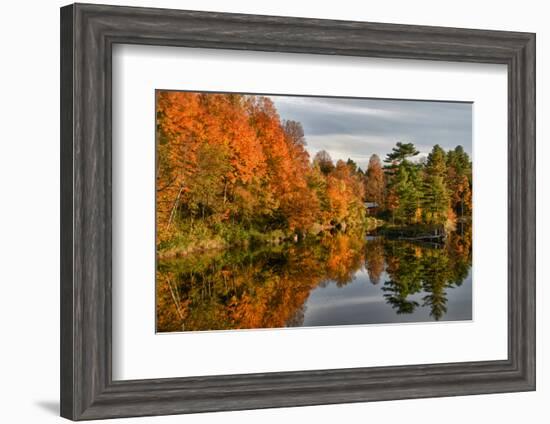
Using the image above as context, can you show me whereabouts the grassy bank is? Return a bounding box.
[157,217,384,259]
[158,220,301,259]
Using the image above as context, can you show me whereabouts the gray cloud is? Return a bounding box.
[270,95,472,171]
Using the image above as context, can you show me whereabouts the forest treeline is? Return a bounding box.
[156,91,472,256]
[364,141,472,233]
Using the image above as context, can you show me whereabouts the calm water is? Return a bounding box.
[156,232,472,332]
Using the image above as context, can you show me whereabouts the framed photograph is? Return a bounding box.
[60,3,536,420]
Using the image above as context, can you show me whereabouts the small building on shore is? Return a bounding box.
[364,202,379,215]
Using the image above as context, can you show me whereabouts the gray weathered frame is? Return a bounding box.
[60,3,536,421]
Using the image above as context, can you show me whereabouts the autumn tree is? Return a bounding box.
[247,96,308,231]
[280,120,320,232]
[155,91,271,236]
[364,154,385,206]
[313,150,335,175]
[283,120,306,146]
[326,160,366,229]
[185,142,232,220]
[307,165,331,226]
[156,90,203,238]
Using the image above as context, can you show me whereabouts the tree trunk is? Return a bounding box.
[223,180,228,205]
[166,184,185,229]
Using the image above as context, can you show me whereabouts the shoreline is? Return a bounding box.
[158,222,468,260]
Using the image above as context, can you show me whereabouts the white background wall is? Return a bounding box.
[0,0,546,423]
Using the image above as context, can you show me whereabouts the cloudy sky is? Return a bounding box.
[270,95,472,171]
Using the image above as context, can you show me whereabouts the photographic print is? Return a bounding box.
[155,91,472,333]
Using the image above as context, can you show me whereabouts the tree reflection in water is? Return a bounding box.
[157,228,472,332]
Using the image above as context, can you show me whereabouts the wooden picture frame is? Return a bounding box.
[60,3,536,420]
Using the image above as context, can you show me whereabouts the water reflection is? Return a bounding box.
[157,230,472,332]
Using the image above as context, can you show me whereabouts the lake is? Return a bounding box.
[156,231,472,332]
